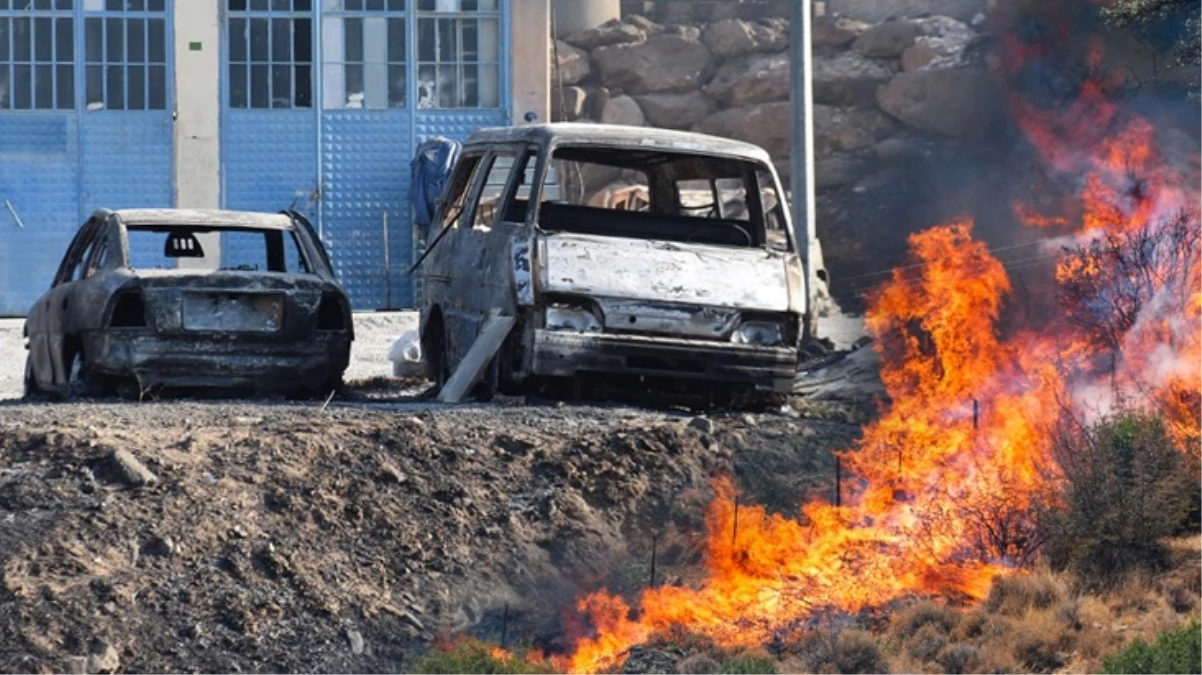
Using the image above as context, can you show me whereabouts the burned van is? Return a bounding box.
[416,123,806,400]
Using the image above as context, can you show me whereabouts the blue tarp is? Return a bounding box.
[409,136,462,232]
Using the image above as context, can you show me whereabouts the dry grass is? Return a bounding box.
[875,535,1201,674]
[982,568,1065,617]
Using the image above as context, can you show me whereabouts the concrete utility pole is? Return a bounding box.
[790,0,820,338]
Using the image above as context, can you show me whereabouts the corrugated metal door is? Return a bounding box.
[0,0,174,317]
[321,0,509,310]
[220,0,319,270]
[221,0,509,310]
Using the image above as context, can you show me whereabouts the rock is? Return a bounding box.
[231,416,262,426]
[624,14,663,35]
[65,657,89,675]
[585,86,612,120]
[704,52,790,106]
[852,21,923,58]
[876,67,998,139]
[971,12,987,27]
[600,95,646,126]
[813,105,895,154]
[346,628,365,656]
[687,416,715,433]
[812,16,871,47]
[634,91,716,129]
[552,85,588,121]
[592,34,714,95]
[827,0,987,23]
[701,18,787,61]
[907,16,977,71]
[377,460,408,484]
[563,19,646,50]
[874,136,927,162]
[621,646,677,674]
[554,40,591,86]
[665,25,702,42]
[816,156,868,188]
[813,51,895,106]
[87,640,120,675]
[694,102,791,159]
[901,43,938,71]
[109,450,158,487]
[143,534,175,557]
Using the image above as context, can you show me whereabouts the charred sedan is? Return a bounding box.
[22,209,352,398]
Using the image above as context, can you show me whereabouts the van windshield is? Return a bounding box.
[537,146,790,251]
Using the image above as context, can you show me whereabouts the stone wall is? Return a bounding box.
[550,1,1001,295]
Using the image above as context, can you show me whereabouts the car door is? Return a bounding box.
[41,216,103,387]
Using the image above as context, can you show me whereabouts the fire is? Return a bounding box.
[555,14,1199,674]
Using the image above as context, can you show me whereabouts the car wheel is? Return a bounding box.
[424,320,451,396]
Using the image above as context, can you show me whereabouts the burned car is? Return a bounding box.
[417,124,807,401]
[23,209,352,398]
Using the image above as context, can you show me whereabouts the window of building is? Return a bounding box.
[0,3,74,110]
[415,0,498,109]
[321,1,406,109]
[227,1,313,108]
[82,0,168,110]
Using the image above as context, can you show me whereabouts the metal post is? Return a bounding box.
[972,398,979,430]
[835,455,841,507]
[790,0,818,337]
[649,535,658,589]
[500,602,509,648]
[732,497,740,549]
[382,210,392,310]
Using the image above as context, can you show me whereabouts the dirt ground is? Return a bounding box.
[0,395,861,674]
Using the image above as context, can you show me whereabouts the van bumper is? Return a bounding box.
[531,330,797,393]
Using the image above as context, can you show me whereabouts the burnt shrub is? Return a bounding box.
[1043,411,1194,586]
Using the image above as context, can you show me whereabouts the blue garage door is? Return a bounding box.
[0,0,174,317]
[221,0,508,310]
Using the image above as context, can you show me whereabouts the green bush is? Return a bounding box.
[1044,412,1194,586]
[410,637,559,674]
[1102,620,1202,674]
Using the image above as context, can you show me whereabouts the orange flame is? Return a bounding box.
[558,22,1200,674]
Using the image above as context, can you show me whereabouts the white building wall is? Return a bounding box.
[174,0,221,210]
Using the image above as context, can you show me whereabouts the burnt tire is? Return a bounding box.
[423,318,450,396]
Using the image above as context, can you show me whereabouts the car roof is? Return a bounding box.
[111,209,295,231]
[464,123,774,163]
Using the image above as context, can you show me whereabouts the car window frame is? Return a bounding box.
[52,216,104,287]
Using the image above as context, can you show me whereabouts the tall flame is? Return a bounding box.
[559,18,1200,674]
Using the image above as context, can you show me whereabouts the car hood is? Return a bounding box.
[539,233,791,312]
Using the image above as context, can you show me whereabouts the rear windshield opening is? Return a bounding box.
[126,226,310,274]
[537,146,791,251]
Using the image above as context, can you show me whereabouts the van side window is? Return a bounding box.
[757,169,790,252]
[499,150,538,224]
[439,155,482,233]
[472,153,516,230]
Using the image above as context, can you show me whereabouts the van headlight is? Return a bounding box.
[732,321,784,347]
[545,304,603,333]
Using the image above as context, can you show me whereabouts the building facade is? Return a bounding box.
[0,0,549,315]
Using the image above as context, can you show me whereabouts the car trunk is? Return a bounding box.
[132,271,332,336]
